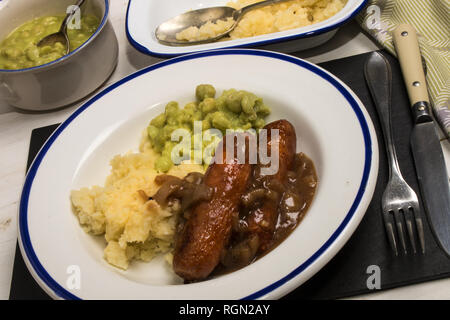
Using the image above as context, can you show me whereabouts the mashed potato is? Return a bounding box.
[71,131,204,270]
[176,17,235,43]
[176,0,347,42]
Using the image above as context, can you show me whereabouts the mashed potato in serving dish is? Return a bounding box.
[176,0,348,42]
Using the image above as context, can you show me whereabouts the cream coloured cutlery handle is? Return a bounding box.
[392,24,429,106]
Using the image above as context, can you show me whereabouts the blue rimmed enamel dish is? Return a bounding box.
[19,49,378,299]
[126,0,368,58]
[0,0,118,111]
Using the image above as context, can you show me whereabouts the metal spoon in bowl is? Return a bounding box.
[156,0,291,46]
[37,0,86,54]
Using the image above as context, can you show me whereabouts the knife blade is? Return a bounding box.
[393,24,450,257]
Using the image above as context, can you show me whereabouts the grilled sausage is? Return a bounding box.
[246,120,297,253]
[173,134,252,281]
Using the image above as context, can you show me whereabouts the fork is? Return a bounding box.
[364,52,425,255]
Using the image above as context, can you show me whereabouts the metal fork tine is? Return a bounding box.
[393,210,408,254]
[383,211,398,256]
[404,207,417,254]
[415,216,426,254]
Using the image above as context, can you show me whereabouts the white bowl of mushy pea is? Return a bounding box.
[0,0,118,111]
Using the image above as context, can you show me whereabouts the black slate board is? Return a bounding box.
[9,51,450,300]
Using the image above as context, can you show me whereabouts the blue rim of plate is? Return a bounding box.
[19,49,373,300]
[0,0,109,73]
[125,0,369,58]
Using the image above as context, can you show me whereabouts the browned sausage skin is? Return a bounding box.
[173,134,252,281]
[246,120,297,253]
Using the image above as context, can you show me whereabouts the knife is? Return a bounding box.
[393,24,450,257]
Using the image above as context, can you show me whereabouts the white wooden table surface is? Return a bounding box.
[1,0,449,300]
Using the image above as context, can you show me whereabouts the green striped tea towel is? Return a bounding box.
[357,0,450,138]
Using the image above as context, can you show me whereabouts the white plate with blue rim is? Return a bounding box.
[19,49,378,299]
[126,0,368,58]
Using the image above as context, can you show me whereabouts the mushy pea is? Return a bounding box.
[0,14,100,70]
[147,85,271,172]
